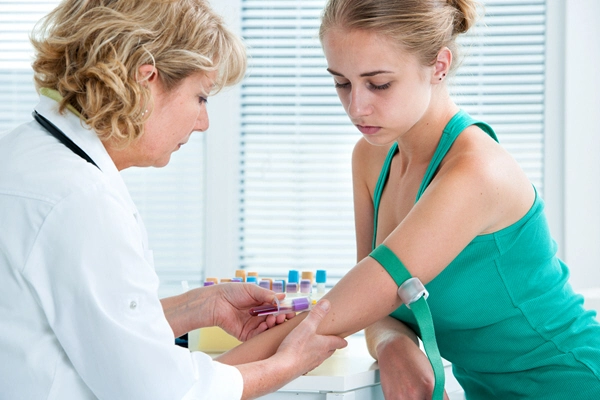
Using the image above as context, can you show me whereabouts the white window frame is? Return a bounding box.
[204,0,243,280]
[561,0,600,290]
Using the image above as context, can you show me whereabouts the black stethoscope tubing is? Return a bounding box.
[32,110,101,170]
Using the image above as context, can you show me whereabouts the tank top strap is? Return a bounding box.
[415,110,498,201]
[371,110,498,249]
[371,142,399,250]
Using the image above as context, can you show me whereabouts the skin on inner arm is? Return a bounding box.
[216,255,403,365]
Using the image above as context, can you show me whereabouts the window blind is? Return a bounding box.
[0,1,56,130]
[238,0,547,284]
[121,142,205,299]
[0,0,205,299]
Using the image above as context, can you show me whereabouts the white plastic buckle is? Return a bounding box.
[398,277,429,309]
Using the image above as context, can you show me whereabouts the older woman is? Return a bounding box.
[0,1,346,399]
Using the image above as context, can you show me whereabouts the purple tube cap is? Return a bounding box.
[292,297,310,311]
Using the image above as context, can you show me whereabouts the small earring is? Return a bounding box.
[439,73,446,81]
[141,109,148,116]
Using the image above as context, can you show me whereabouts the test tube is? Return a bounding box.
[264,278,274,289]
[249,297,313,316]
[288,270,299,284]
[235,269,246,282]
[286,282,298,297]
[259,279,271,289]
[272,280,284,293]
[316,270,327,298]
[300,279,312,294]
[301,271,314,285]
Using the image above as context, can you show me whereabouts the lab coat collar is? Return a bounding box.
[33,95,138,215]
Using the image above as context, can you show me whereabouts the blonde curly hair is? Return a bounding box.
[31,0,246,145]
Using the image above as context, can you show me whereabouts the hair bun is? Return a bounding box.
[448,0,480,35]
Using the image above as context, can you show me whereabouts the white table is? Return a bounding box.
[258,333,464,400]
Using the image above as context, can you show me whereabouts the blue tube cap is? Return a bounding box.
[288,270,299,283]
[316,270,326,283]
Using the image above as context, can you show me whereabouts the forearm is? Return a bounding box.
[218,256,402,364]
[160,287,214,338]
[235,355,296,400]
[217,312,305,365]
[230,300,347,399]
[364,316,419,360]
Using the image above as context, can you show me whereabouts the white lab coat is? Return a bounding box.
[0,95,243,399]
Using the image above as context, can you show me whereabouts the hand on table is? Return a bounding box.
[366,317,449,400]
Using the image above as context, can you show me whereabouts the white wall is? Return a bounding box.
[203,0,243,280]
[563,0,600,290]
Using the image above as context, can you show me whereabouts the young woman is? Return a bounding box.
[217,0,600,398]
[0,1,346,399]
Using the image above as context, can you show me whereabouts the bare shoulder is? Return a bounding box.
[442,125,524,184]
[435,124,535,232]
[352,137,394,186]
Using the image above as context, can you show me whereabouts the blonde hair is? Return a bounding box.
[31,0,247,145]
[319,0,480,71]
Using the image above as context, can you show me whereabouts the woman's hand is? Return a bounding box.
[160,283,295,339]
[274,299,348,374]
[235,299,348,400]
[365,317,449,400]
[212,283,296,342]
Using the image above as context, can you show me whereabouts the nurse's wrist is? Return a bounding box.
[184,286,217,329]
[160,287,215,337]
[236,351,297,399]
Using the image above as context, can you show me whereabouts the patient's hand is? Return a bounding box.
[366,317,449,400]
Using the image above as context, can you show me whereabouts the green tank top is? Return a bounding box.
[371,110,600,398]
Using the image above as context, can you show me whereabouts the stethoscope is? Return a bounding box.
[32,110,101,170]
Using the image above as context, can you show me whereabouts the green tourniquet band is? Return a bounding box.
[369,244,445,400]
[370,244,412,284]
[410,296,445,400]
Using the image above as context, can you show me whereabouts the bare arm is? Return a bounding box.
[219,127,534,367]
[365,317,449,399]
[365,316,419,359]
[216,140,399,364]
[217,255,403,365]
[234,300,347,399]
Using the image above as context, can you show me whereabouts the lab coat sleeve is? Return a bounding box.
[22,181,243,400]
